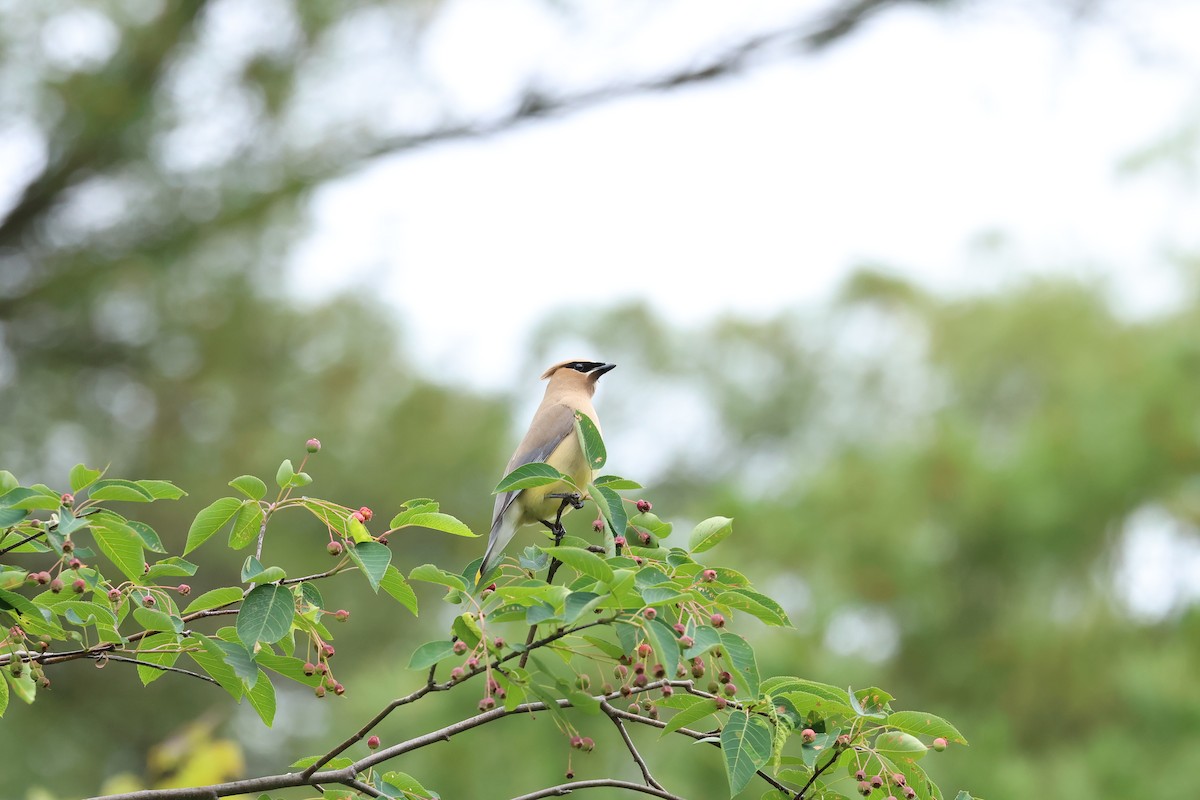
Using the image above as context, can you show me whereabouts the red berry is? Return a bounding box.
[723,683,737,697]
[637,530,651,545]
[632,556,644,565]
[718,671,731,683]
[60,493,74,506]
[351,510,365,523]
[333,683,345,695]
[36,572,51,585]
[72,578,86,594]
[315,662,328,674]
[177,584,191,596]
[636,499,652,513]
[314,685,326,697]
[592,517,604,532]
[672,622,686,635]
[570,735,584,749]
[642,607,656,620]
[634,674,648,688]
[932,737,948,751]
[836,734,852,749]
[652,663,666,678]
[26,573,38,584]
[479,696,496,711]
[613,536,627,547]
[702,569,717,582]
[801,728,816,743]
[49,578,64,593]
[358,506,373,521]
[637,643,652,658]
[306,438,321,453]
[68,558,82,569]
[710,613,725,628]
[661,685,673,697]
[633,662,645,675]
[580,737,595,752]
[303,662,316,675]
[679,635,694,648]
[713,695,727,710]
[492,637,505,649]
[322,644,335,658]
[367,735,380,749]
[327,540,343,556]
[334,609,350,622]
[108,588,121,602]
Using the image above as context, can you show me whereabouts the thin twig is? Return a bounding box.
[796,746,846,799]
[601,700,666,791]
[0,527,48,556]
[508,779,685,800]
[519,494,576,668]
[87,653,217,684]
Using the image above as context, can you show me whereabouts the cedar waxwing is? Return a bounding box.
[478,360,616,582]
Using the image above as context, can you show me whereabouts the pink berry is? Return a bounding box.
[367,735,380,749]
[801,728,816,743]
[327,540,344,556]
[60,493,74,506]
[107,588,121,602]
[453,640,468,655]
[932,737,948,751]
[710,613,725,628]
[49,578,64,593]
[702,569,717,582]
[351,510,365,523]
[723,683,737,697]
[580,737,595,752]
[636,499,652,513]
[72,579,86,594]
[637,643,651,658]
[613,536,626,547]
[306,438,321,453]
[334,609,350,621]
[303,662,316,676]
[642,607,657,620]
[592,517,604,532]
[177,584,191,596]
[333,683,345,695]
[714,696,727,710]
[479,696,496,711]
[450,667,465,681]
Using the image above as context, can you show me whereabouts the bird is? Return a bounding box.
[478,360,616,584]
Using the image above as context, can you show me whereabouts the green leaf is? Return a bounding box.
[407,640,457,670]
[720,632,761,697]
[89,479,155,502]
[538,546,613,582]
[347,541,392,592]
[246,667,276,726]
[683,625,724,659]
[717,589,791,627]
[91,518,146,581]
[0,664,9,716]
[69,464,103,493]
[133,606,181,633]
[127,520,167,554]
[0,470,18,495]
[592,475,642,490]
[381,772,434,799]
[290,755,355,769]
[644,616,684,666]
[661,695,719,736]
[184,497,243,555]
[722,713,773,796]
[380,566,418,616]
[136,631,181,685]
[564,591,602,623]
[347,515,372,543]
[390,511,476,537]
[409,563,468,592]
[184,587,244,615]
[229,475,268,501]
[689,516,734,553]
[214,639,259,688]
[4,668,37,705]
[144,557,199,580]
[886,711,968,745]
[237,585,295,646]
[494,462,571,493]
[875,731,929,761]
[241,556,286,583]
[188,635,244,700]
[275,459,295,489]
[573,410,606,470]
[590,483,628,538]
[136,480,186,500]
[0,587,42,618]
[4,488,62,511]
[228,501,265,550]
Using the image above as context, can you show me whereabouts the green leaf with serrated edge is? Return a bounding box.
[188,635,243,699]
[381,772,433,798]
[240,556,286,583]
[347,541,391,592]
[537,546,613,582]
[407,640,457,669]
[886,710,968,745]
[145,557,199,580]
[90,518,145,581]
[69,464,103,493]
[591,483,627,538]
[877,753,934,800]
[564,591,602,623]
[228,502,264,549]
[876,730,929,762]
[581,634,625,660]
[125,520,166,554]
[573,410,606,470]
[254,648,321,686]
[0,507,27,527]
[778,691,854,720]
[615,621,640,656]
[722,713,773,796]
[0,668,9,717]
[409,563,468,592]
[347,515,372,543]
[644,616,684,667]
[88,479,155,502]
[300,499,352,539]
[237,584,294,646]
[494,462,572,493]
[380,566,418,616]
[632,512,672,539]
[245,667,276,726]
[136,631,180,685]
[641,585,692,605]
[136,480,186,500]
[717,589,791,627]
[391,511,476,537]
[133,606,179,632]
[720,632,761,697]
[0,587,41,618]
[592,475,641,490]
[184,587,243,615]
[526,601,560,625]
[275,459,294,489]
[298,581,323,611]
[761,677,850,705]
[689,516,734,553]
[683,625,723,659]
[228,475,267,500]
[184,497,243,555]
[452,612,482,647]
[5,668,37,704]
[662,696,720,736]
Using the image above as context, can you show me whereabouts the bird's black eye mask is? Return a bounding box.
[567,361,607,373]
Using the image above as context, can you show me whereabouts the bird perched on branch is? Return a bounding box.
[478,360,615,583]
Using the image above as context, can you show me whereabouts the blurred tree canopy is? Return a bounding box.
[2,1,1197,799]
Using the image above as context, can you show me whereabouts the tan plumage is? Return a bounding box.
[478,360,615,583]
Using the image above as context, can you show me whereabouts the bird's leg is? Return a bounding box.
[520,493,581,668]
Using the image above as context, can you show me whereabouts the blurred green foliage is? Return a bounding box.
[2,1,1198,799]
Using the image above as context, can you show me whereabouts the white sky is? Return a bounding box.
[291,0,1200,389]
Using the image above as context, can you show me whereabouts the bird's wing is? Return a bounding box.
[491,402,578,527]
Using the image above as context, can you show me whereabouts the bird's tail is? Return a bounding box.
[476,510,517,590]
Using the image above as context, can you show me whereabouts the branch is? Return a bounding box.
[0,527,48,556]
[601,700,667,792]
[86,653,217,685]
[508,779,685,800]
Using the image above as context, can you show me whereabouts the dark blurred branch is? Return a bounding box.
[509,780,685,800]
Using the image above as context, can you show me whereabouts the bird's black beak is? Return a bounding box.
[591,363,616,378]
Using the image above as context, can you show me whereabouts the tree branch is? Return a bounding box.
[508,779,686,800]
[601,699,667,792]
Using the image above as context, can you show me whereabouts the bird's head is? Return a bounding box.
[541,360,616,394]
